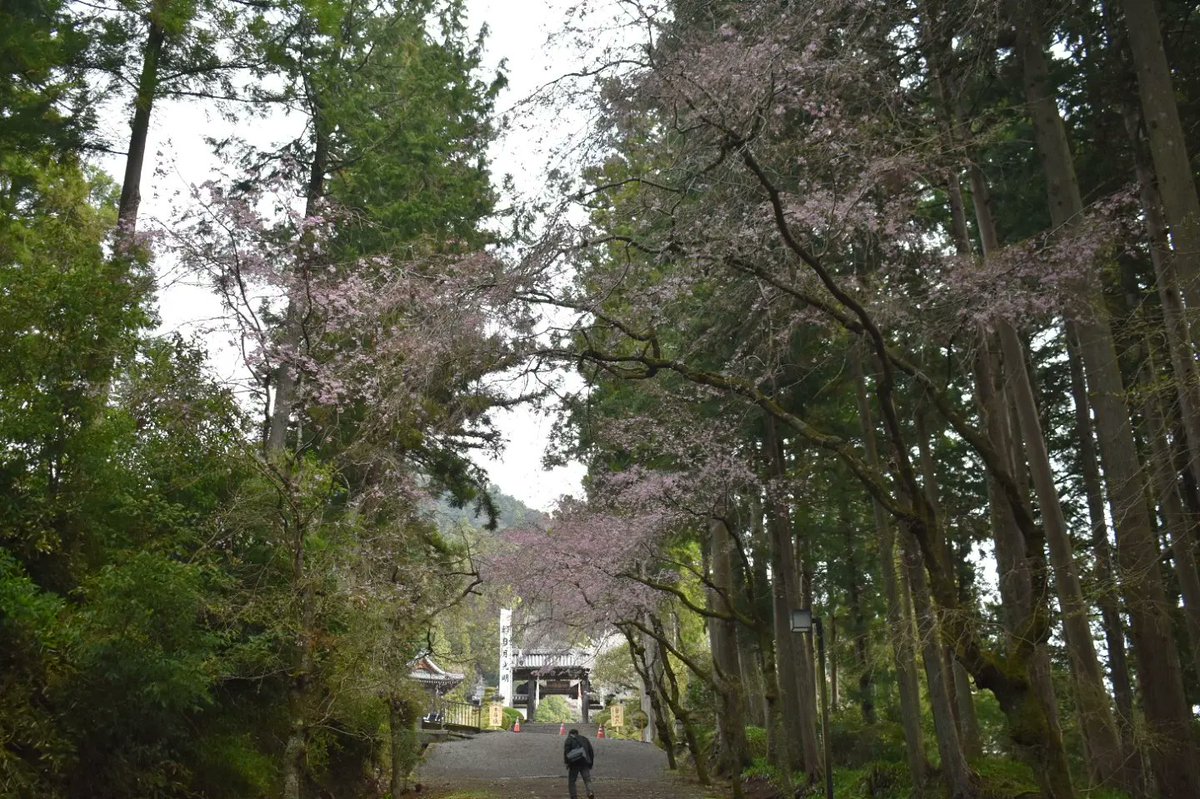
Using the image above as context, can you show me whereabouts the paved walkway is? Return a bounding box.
[418,731,710,799]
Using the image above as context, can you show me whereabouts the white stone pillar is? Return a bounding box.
[498,609,513,707]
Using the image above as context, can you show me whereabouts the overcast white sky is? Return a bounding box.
[458,0,594,511]
[109,0,619,511]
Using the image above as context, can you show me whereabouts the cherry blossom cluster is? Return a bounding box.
[168,178,516,441]
[486,402,764,633]
[931,189,1140,332]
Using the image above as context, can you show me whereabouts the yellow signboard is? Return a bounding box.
[609,704,624,728]
[488,703,503,728]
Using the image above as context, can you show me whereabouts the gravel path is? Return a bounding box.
[418,731,710,799]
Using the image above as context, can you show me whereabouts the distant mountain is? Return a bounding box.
[430,485,543,532]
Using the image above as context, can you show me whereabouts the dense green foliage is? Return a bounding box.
[0,1,506,796]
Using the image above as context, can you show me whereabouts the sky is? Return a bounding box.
[103,0,615,512]
[458,0,594,511]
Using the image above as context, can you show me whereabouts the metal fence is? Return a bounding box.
[423,698,481,731]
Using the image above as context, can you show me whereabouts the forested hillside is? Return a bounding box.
[432,486,542,532]
[5,1,1200,799]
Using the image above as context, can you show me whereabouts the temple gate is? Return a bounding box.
[497,609,600,722]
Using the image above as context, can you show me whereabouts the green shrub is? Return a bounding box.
[536,695,576,723]
[191,733,277,798]
[745,725,769,761]
[972,757,1041,799]
[855,761,911,799]
[827,716,908,768]
[743,756,782,783]
[0,552,70,796]
[694,725,716,760]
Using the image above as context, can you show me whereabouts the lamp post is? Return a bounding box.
[791,608,834,799]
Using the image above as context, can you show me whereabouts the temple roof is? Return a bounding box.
[512,649,593,678]
[409,654,466,690]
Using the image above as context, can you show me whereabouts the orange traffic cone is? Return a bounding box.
[513,718,521,733]
[597,724,605,739]
[559,722,566,735]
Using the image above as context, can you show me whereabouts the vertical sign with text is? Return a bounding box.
[498,608,513,707]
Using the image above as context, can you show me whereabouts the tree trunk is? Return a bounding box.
[1117,0,1200,311]
[912,409,977,796]
[389,695,417,798]
[117,13,166,236]
[1013,4,1200,794]
[1113,61,1200,696]
[282,477,315,799]
[760,629,783,771]
[935,151,989,766]
[638,638,656,744]
[1110,31,1200,502]
[708,516,751,782]
[995,312,1127,790]
[747,494,783,766]
[283,720,305,799]
[915,408,979,758]
[736,621,766,728]
[1139,349,1200,680]
[948,518,984,756]
[951,662,981,760]
[764,416,821,777]
[921,17,1070,783]
[627,624,676,763]
[1063,330,1145,795]
[828,613,839,712]
[792,503,823,774]
[268,99,330,456]
[747,495,774,731]
[649,613,710,785]
[836,488,874,724]
[649,681,677,764]
[961,164,1072,782]
[850,353,929,789]
[900,531,975,799]
[972,330,1073,799]
[848,569,873,726]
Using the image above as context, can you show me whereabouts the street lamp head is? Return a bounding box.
[790,606,832,799]
[790,608,813,633]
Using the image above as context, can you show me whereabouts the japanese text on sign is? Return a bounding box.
[498,608,513,706]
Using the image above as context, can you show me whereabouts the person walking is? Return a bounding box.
[563,728,595,799]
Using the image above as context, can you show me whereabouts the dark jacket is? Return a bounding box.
[564,733,594,768]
